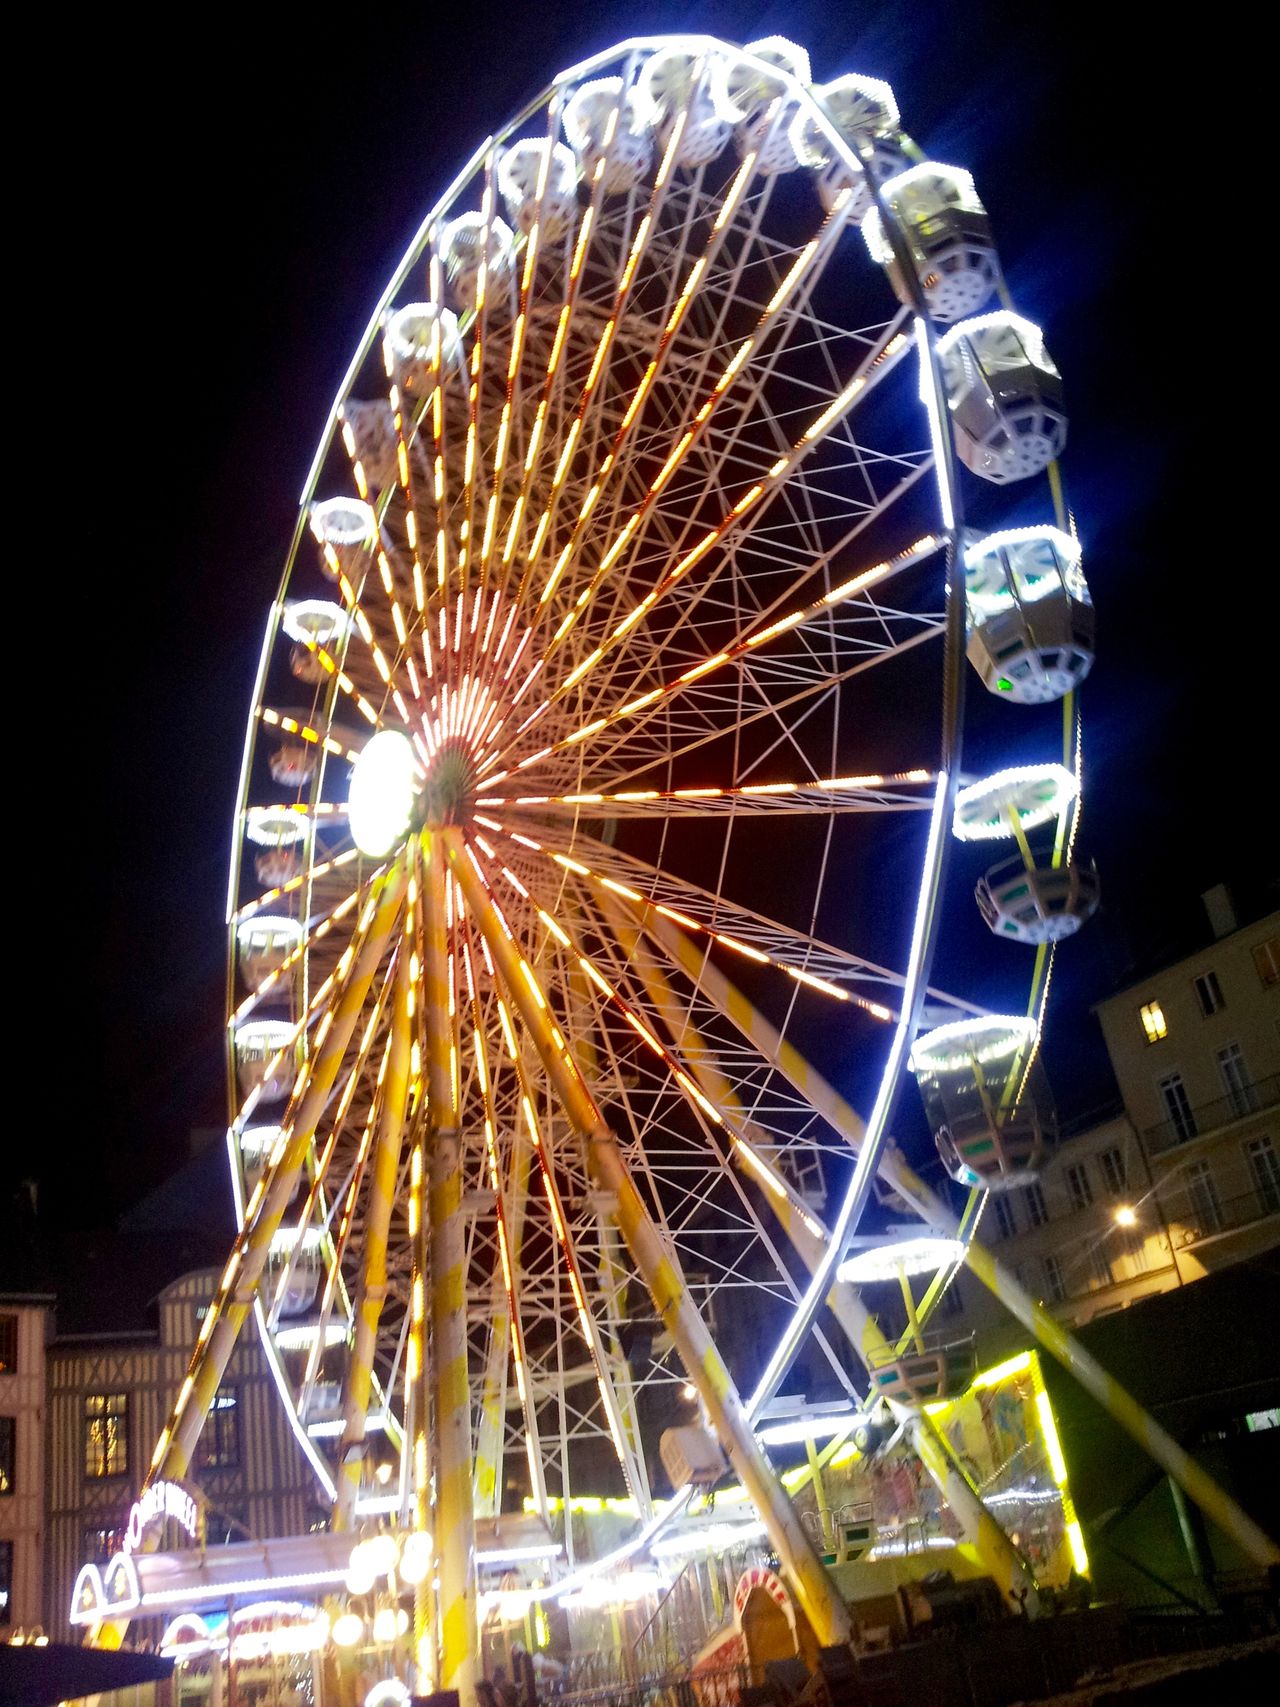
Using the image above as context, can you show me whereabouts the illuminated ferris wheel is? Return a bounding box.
[135,31,1177,1694]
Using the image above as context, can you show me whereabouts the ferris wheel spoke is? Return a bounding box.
[487,322,916,772]
[499,820,981,1023]
[480,770,936,818]
[498,521,939,783]
[456,857,653,1504]
[559,921,860,1397]
[231,878,369,1025]
[154,861,407,1488]
[508,103,697,609]
[257,706,363,764]
[334,924,416,1523]
[570,445,936,726]
[524,163,851,638]
[461,922,555,1523]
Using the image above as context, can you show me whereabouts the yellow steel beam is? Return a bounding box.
[423,831,480,1699]
[619,919,1040,1606]
[643,911,1280,1570]
[154,862,407,1486]
[335,929,414,1526]
[446,830,855,1648]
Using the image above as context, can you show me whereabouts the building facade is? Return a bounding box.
[0,1295,54,1637]
[951,903,1280,1343]
[45,1269,320,1639]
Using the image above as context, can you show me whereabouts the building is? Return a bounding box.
[949,899,1280,1341]
[0,1293,54,1637]
[45,1266,320,1639]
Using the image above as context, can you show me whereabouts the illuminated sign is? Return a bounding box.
[123,1480,200,1554]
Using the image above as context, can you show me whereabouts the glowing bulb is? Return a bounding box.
[1113,1205,1137,1228]
[349,730,418,856]
[365,1683,410,1707]
[398,1528,433,1585]
[332,1611,364,1648]
[372,1606,399,1644]
[680,1383,697,1401]
[346,1562,376,1596]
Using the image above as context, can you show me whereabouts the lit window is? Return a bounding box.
[1193,970,1225,1016]
[0,1314,16,1375]
[1065,1162,1093,1211]
[1253,937,1280,989]
[1099,1148,1127,1196]
[85,1393,129,1479]
[1023,1181,1049,1227]
[0,1416,14,1496]
[1139,1001,1167,1043]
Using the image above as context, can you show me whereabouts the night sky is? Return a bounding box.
[37,0,1273,1235]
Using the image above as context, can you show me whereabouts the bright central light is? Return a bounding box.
[837,1234,967,1284]
[1113,1205,1137,1228]
[349,730,418,856]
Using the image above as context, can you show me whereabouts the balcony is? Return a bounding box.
[1144,1074,1280,1155]
[1169,1184,1280,1248]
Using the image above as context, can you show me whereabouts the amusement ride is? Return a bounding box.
[71,31,1278,1707]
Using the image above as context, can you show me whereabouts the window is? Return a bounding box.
[1023,1181,1049,1227]
[1253,937,1280,989]
[1193,970,1225,1016]
[205,1500,250,1546]
[1122,1227,1150,1272]
[1158,1073,1196,1142]
[1064,1162,1093,1211]
[199,1387,240,1469]
[0,1314,16,1374]
[1087,1244,1113,1288]
[1139,1000,1168,1043]
[0,1538,12,1619]
[0,1416,13,1495]
[1217,1043,1257,1118]
[83,1522,127,1563]
[1246,1135,1280,1215]
[1185,1161,1223,1236]
[1099,1147,1127,1196]
[1042,1254,1067,1303]
[992,1195,1018,1239]
[85,1393,129,1479]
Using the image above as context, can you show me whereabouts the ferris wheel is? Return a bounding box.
[130,29,1268,1696]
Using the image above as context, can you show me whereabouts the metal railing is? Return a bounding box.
[1167,1184,1280,1246]
[1143,1074,1280,1154]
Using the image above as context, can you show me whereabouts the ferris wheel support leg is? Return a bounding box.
[423,832,481,1701]
[646,918,1280,1571]
[445,831,855,1649]
[619,921,1040,1608]
[335,930,415,1528]
[154,862,409,1488]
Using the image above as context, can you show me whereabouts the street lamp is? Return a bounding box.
[1113,1204,1137,1228]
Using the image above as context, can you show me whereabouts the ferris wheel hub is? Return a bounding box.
[421,735,478,827]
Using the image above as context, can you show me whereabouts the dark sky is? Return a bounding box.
[34,0,1273,1232]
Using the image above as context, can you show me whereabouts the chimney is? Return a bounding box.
[1202,883,1237,940]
